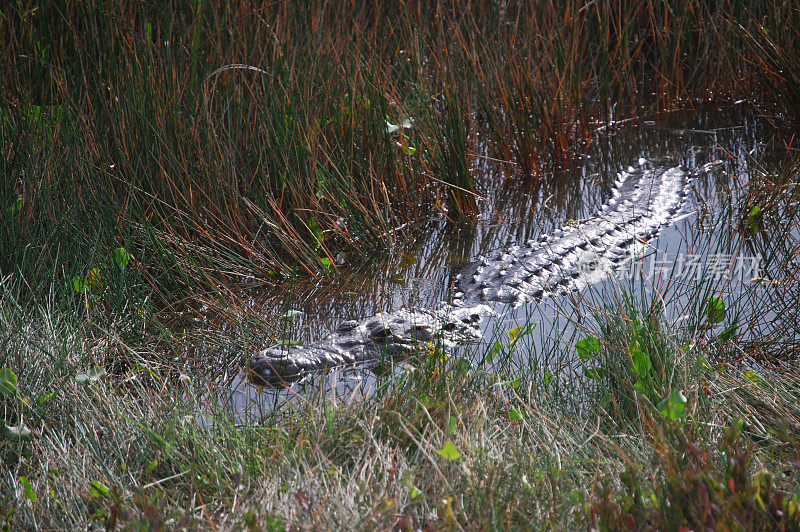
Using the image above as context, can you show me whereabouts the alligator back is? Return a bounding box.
[452,165,691,308]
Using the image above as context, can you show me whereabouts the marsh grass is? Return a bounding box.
[2,269,800,529]
[3,0,800,300]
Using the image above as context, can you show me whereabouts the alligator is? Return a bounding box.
[250,163,711,384]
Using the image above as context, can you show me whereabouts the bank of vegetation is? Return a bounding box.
[1,1,800,528]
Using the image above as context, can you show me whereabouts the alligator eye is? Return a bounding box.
[369,327,396,341]
[337,320,358,332]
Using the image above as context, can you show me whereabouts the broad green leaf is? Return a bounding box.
[657,389,687,421]
[10,196,22,215]
[0,367,18,395]
[437,441,461,461]
[630,341,652,379]
[4,424,32,442]
[486,342,503,364]
[146,459,158,474]
[19,476,36,503]
[112,247,130,270]
[72,275,88,293]
[75,365,105,384]
[282,310,303,318]
[88,267,103,289]
[706,297,726,324]
[744,370,767,386]
[509,378,521,389]
[320,257,334,270]
[89,480,110,498]
[542,371,553,389]
[510,323,535,345]
[447,415,457,435]
[509,408,525,421]
[576,336,602,359]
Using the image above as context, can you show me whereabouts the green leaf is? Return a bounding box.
[4,424,32,442]
[398,138,417,155]
[308,217,324,248]
[10,195,22,215]
[446,415,457,435]
[112,247,130,270]
[437,441,461,461]
[35,392,54,406]
[19,476,36,504]
[576,336,602,359]
[510,323,536,345]
[542,371,553,389]
[748,205,762,234]
[401,471,423,499]
[75,365,105,385]
[486,341,503,364]
[0,367,18,395]
[509,408,525,421]
[89,480,110,499]
[630,341,652,379]
[509,378,521,389]
[282,310,303,318]
[146,459,158,474]
[657,389,687,421]
[88,267,103,289]
[706,297,726,324]
[744,370,767,386]
[320,257,334,270]
[72,275,88,293]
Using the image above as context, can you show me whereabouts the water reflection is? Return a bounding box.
[187,105,798,420]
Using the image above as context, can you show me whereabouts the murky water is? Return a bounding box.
[185,105,800,420]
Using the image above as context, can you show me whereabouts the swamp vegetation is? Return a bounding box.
[2,1,800,529]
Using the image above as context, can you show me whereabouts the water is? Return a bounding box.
[184,105,799,420]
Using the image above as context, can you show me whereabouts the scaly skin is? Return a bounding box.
[250,163,711,384]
